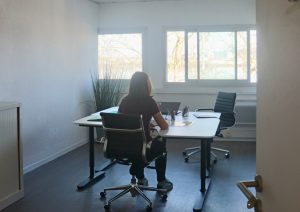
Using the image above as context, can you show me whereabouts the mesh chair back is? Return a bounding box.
[214,92,237,129]
[100,112,147,162]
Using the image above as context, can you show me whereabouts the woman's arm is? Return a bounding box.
[153,112,169,130]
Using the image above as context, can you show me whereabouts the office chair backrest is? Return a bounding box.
[100,112,147,162]
[214,92,237,129]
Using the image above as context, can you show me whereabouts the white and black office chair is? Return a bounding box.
[183,92,237,163]
[99,112,167,212]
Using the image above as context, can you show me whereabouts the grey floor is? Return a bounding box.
[3,139,256,212]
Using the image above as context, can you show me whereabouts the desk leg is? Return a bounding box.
[193,139,212,212]
[207,139,212,172]
[77,126,105,190]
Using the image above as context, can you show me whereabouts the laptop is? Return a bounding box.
[157,102,181,115]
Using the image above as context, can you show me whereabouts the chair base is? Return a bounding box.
[183,146,230,163]
[100,176,167,211]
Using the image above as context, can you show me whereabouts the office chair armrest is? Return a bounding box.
[195,108,214,112]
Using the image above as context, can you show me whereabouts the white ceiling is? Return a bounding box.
[91,0,183,4]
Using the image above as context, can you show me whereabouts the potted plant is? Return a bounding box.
[91,70,124,111]
[91,70,124,141]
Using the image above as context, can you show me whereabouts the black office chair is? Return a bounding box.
[99,112,167,212]
[183,92,237,163]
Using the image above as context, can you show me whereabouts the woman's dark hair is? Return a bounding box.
[128,72,152,98]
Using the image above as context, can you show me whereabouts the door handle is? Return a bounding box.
[237,175,263,212]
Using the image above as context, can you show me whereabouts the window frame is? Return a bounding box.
[164,25,256,87]
[97,27,147,80]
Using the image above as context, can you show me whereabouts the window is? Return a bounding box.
[98,33,143,79]
[166,28,257,83]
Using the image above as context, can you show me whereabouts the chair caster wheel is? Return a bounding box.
[182,151,187,156]
[213,159,217,164]
[104,204,110,210]
[161,194,168,202]
[225,153,230,159]
[100,192,106,198]
[185,157,189,163]
[146,205,152,212]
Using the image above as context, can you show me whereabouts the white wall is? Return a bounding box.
[98,0,257,139]
[0,0,99,172]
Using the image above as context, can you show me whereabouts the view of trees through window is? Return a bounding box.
[167,31,185,82]
[199,32,235,80]
[167,29,257,83]
[98,33,142,79]
[250,30,257,83]
[237,31,248,80]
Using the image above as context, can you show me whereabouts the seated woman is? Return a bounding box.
[118,72,173,191]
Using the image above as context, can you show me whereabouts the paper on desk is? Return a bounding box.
[193,112,219,118]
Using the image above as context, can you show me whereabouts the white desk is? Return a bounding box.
[159,112,220,212]
[74,109,220,211]
[160,113,220,139]
[74,107,118,127]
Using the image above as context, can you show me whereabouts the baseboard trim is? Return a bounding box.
[23,138,88,174]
